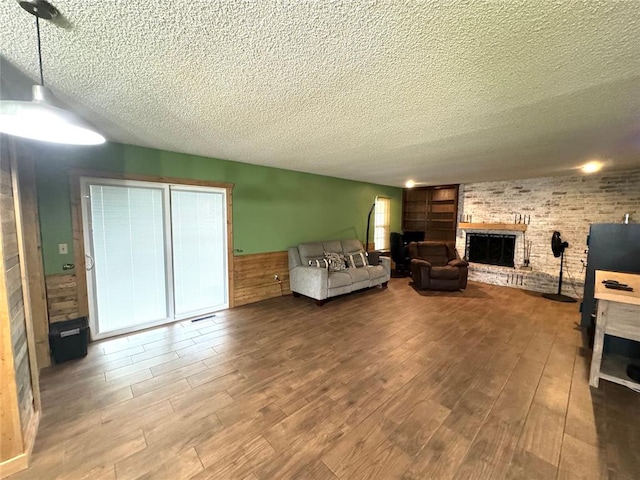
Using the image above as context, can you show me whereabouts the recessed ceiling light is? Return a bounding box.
[405,180,416,188]
[581,161,602,174]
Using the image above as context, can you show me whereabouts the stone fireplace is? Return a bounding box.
[456,221,529,290]
[465,233,516,267]
[454,172,640,296]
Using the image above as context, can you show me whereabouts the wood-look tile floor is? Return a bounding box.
[10,279,640,480]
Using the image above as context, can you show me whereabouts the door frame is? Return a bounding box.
[69,169,235,334]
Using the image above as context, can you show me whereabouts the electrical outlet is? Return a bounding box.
[58,243,68,255]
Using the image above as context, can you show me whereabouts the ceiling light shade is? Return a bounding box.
[405,180,416,188]
[0,85,105,145]
[0,0,105,145]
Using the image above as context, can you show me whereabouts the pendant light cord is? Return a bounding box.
[36,16,44,86]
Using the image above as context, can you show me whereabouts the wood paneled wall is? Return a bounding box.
[233,251,291,306]
[45,274,80,324]
[1,145,34,429]
[15,151,49,369]
[0,136,40,476]
[0,142,24,465]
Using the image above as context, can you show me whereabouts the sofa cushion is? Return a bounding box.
[417,244,449,266]
[323,240,343,254]
[430,265,460,279]
[324,251,347,271]
[345,267,369,284]
[328,271,352,288]
[366,265,386,280]
[341,239,363,255]
[298,242,324,265]
[346,252,368,268]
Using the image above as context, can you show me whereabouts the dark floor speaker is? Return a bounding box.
[390,232,404,266]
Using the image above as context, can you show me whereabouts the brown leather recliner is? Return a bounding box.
[409,241,469,291]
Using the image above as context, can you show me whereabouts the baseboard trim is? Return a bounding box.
[0,453,28,479]
[0,409,40,479]
[24,409,40,459]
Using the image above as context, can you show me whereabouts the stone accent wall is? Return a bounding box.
[456,169,640,297]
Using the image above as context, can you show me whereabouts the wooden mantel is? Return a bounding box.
[458,222,527,232]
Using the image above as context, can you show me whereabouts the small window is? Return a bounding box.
[374,196,391,251]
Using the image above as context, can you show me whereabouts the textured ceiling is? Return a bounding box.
[1,0,640,186]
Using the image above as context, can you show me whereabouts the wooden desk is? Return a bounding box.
[589,271,640,390]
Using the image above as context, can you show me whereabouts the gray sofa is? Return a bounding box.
[288,239,390,305]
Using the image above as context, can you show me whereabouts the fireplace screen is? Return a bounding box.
[466,233,516,267]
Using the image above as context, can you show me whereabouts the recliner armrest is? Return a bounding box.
[411,258,432,269]
[448,258,468,267]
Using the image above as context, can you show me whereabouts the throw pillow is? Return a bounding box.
[324,251,347,272]
[347,252,369,268]
[308,259,329,268]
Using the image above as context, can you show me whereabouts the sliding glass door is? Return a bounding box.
[171,187,227,318]
[81,178,228,339]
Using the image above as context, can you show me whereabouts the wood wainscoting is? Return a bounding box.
[233,251,291,307]
[45,274,80,324]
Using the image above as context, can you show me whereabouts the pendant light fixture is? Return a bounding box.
[0,0,105,145]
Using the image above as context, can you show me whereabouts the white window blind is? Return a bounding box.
[90,184,168,332]
[171,188,227,316]
[374,196,391,250]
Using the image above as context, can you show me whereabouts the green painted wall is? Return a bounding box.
[34,142,402,275]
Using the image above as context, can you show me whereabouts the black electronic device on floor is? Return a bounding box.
[391,231,425,276]
[49,317,90,363]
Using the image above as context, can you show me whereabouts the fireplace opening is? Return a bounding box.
[466,233,516,267]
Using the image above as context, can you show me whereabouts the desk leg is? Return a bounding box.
[589,300,608,388]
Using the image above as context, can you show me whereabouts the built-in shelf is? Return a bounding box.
[458,222,527,232]
[402,185,459,242]
[600,354,640,391]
